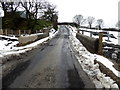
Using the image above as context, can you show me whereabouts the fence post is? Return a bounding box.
[77,29,80,33]
[12,30,14,35]
[5,29,8,35]
[107,32,110,41]
[36,30,38,33]
[18,30,21,36]
[82,31,84,34]
[98,32,103,55]
[0,29,3,35]
[28,30,31,35]
[24,30,26,35]
[90,32,92,37]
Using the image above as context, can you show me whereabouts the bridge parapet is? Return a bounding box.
[58,22,79,27]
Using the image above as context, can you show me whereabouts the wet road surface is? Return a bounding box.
[3,26,95,88]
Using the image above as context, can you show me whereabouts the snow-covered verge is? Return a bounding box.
[0,28,58,60]
[69,26,119,88]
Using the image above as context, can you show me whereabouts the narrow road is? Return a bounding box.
[3,26,95,88]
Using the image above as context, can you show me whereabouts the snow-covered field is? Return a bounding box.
[0,28,58,59]
[69,26,119,88]
[79,28,119,45]
[0,35,18,51]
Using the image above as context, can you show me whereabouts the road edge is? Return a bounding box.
[69,39,96,89]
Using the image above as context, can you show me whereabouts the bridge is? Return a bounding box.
[57,22,79,27]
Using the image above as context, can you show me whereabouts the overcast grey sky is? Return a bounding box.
[48,0,119,27]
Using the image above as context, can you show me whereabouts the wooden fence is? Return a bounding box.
[0,29,49,36]
[0,29,3,35]
[0,29,32,36]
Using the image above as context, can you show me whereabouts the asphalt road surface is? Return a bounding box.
[3,26,95,88]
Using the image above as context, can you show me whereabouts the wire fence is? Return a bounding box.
[79,29,120,63]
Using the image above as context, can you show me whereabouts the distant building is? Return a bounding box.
[17,11,26,18]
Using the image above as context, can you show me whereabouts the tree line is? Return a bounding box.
[73,14,120,31]
[73,14,104,30]
[0,0,58,33]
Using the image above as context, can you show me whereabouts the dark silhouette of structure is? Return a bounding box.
[58,22,79,27]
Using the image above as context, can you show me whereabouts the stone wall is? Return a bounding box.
[18,33,48,46]
[76,33,99,54]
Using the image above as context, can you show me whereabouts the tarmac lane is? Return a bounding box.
[3,25,95,89]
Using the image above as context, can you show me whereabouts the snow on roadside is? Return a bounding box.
[0,35,18,51]
[0,35,18,40]
[69,26,119,88]
[95,55,120,77]
[0,28,58,58]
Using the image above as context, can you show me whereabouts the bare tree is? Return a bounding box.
[0,0,57,30]
[87,16,95,29]
[8,2,20,12]
[97,19,104,30]
[73,14,86,27]
[20,1,33,19]
[20,1,43,24]
[0,2,7,15]
[42,2,58,22]
[0,2,20,16]
[0,0,57,20]
[20,0,56,20]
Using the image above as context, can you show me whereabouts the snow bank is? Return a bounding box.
[69,26,119,88]
[95,55,120,77]
[0,35,18,40]
[0,35,19,52]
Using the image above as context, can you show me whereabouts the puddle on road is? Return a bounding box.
[67,68,85,88]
